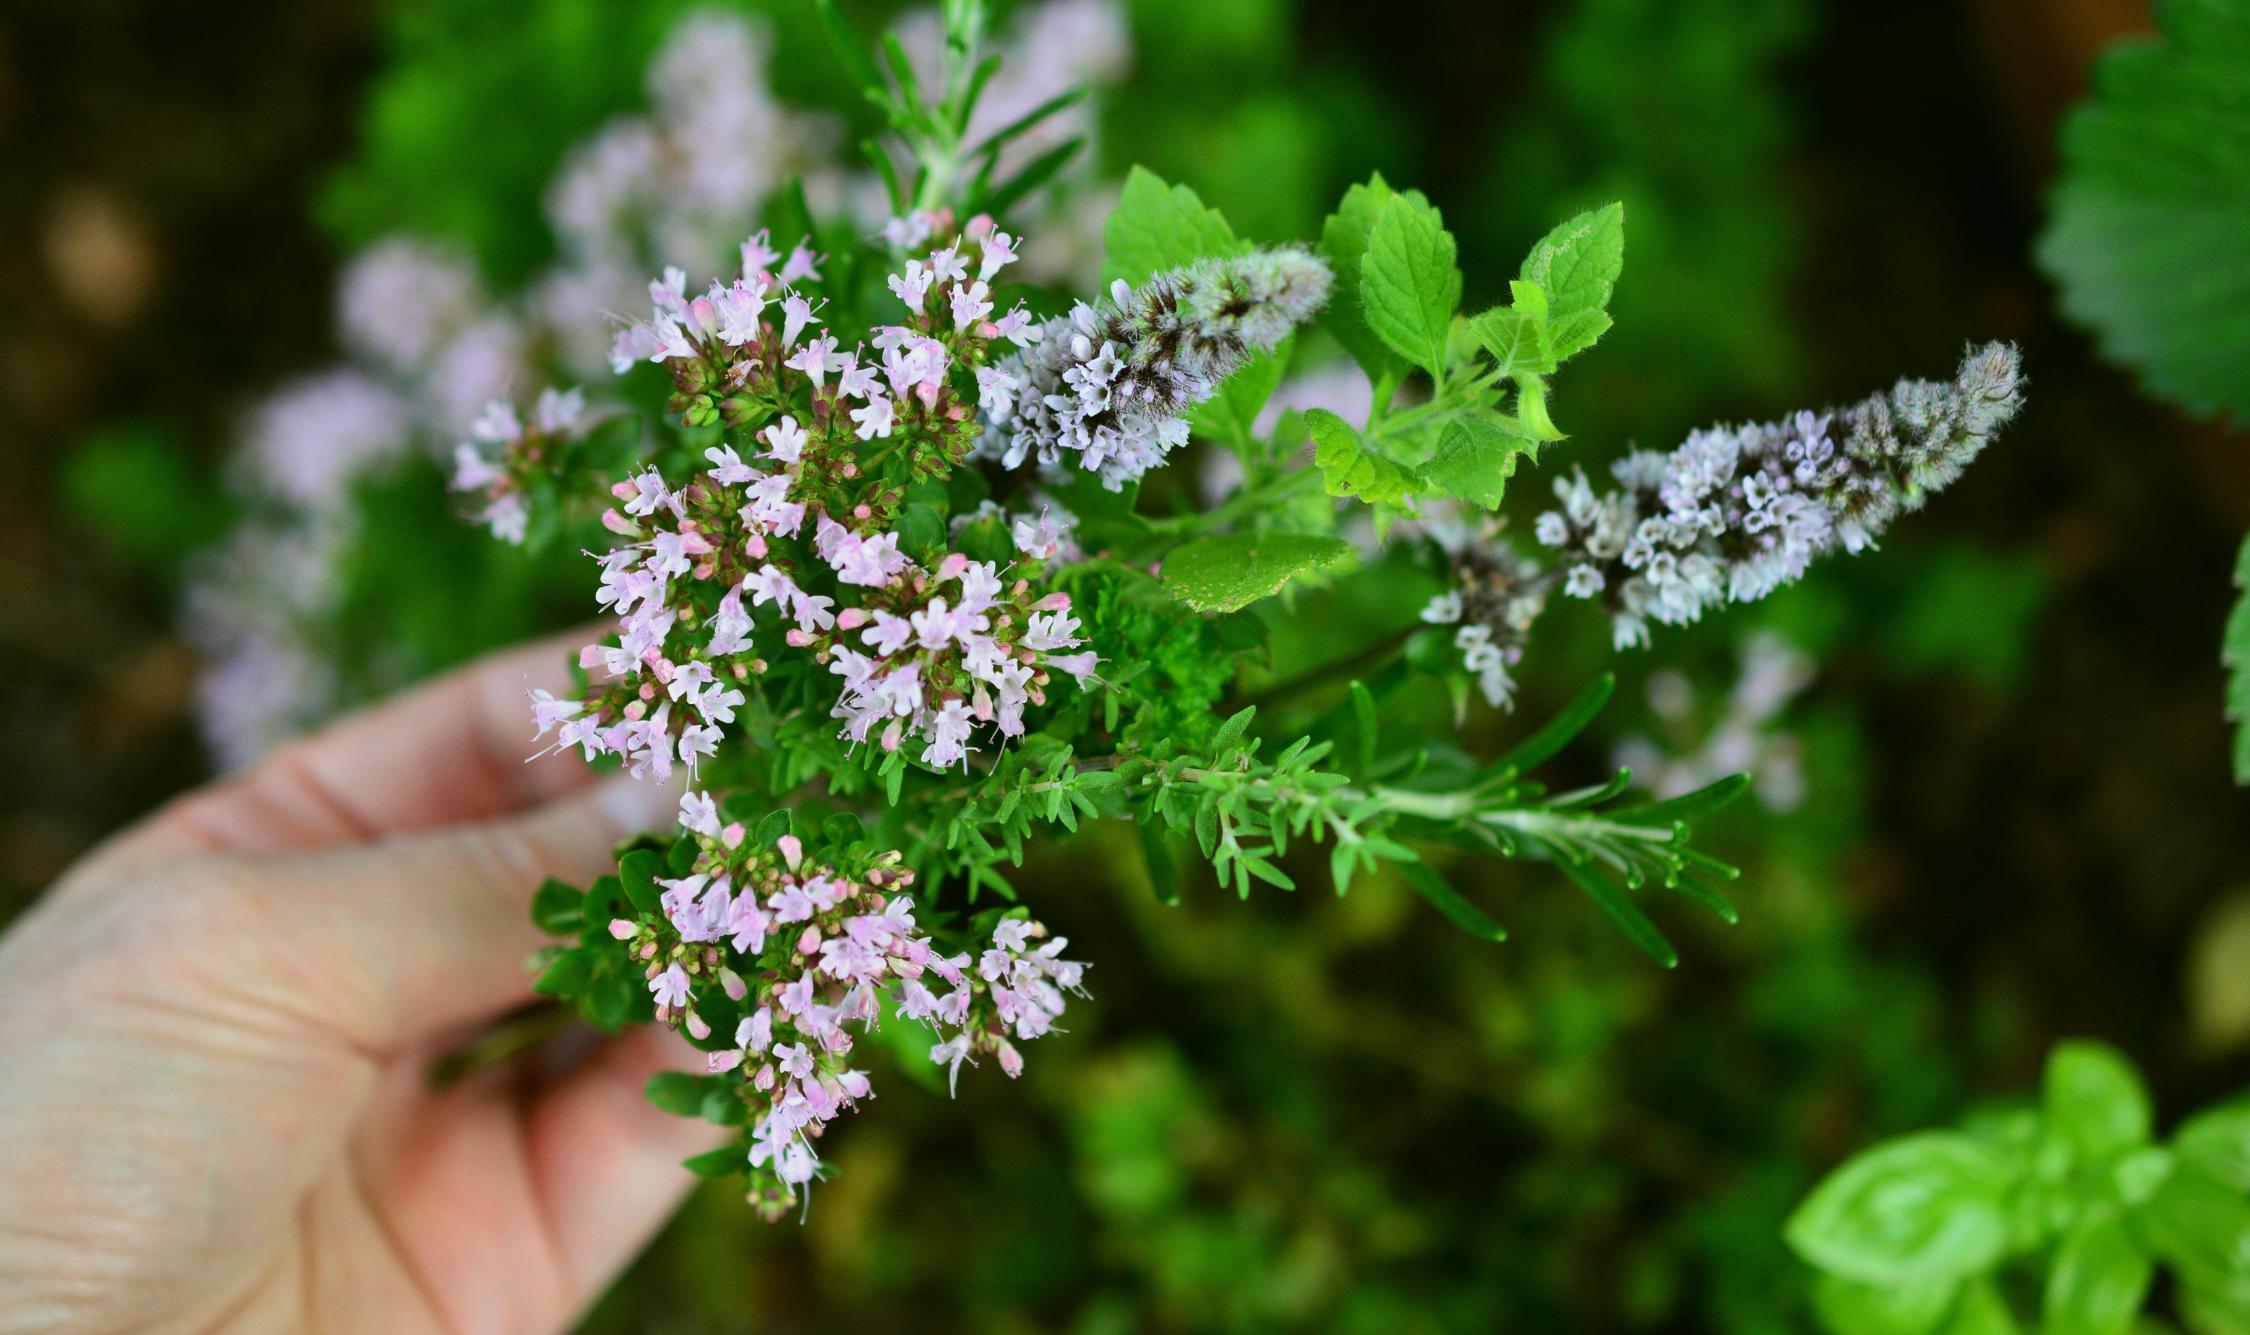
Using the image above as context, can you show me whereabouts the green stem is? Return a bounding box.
[1225,623,1417,713]
[1146,465,1324,537]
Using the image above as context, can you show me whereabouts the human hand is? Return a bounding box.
[0,638,717,1333]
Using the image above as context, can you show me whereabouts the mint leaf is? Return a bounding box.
[1307,407,1422,505]
[1160,532,1354,612]
[2227,531,2250,783]
[1423,415,1534,509]
[1468,306,1556,378]
[2043,1208,2152,1335]
[1360,194,1461,376]
[1518,202,1625,363]
[1319,174,1411,380]
[2041,4,2250,423]
[2043,1040,2154,1164]
[1103,165,1244,288]
[1786,1132,2014,1285]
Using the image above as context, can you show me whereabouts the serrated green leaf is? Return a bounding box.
[1103,166,1243,288]
[1397,860,1507,942]
[1517,202,1625,363]
[1360,194,1461,376]
[1422,415,1535,509]
[1307,407,1423,505]
[1787,1132,2014,1286]
[1467,306,1556,378]
[2044,1208,2153,1335]
[1319,174,1411,380]
[1161,533,1355,612]
[2041,4,2250,424]
[1546,308,1615,363]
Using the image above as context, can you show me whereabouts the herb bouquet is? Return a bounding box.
[490,0,2025,1219]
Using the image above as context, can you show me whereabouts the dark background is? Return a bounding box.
[3,0,2245,1328]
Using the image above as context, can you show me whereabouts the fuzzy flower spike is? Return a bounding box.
[1425,342,2025,699]
[984,246,1333,488]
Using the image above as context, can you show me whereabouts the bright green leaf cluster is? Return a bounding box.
[1306,180,1624,522]
[1788,1039,2250,1334]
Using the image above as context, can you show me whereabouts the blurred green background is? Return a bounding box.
[4,0,2248,1328]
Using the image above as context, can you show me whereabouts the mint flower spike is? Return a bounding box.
[1533,340,2026,651]
[984,245,1333,489]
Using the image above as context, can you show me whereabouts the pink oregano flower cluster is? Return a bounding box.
[448,386,590,544]
[530,220,1100,777]
[610,793,1086,1218]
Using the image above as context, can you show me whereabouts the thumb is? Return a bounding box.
[252,776,680,1057]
